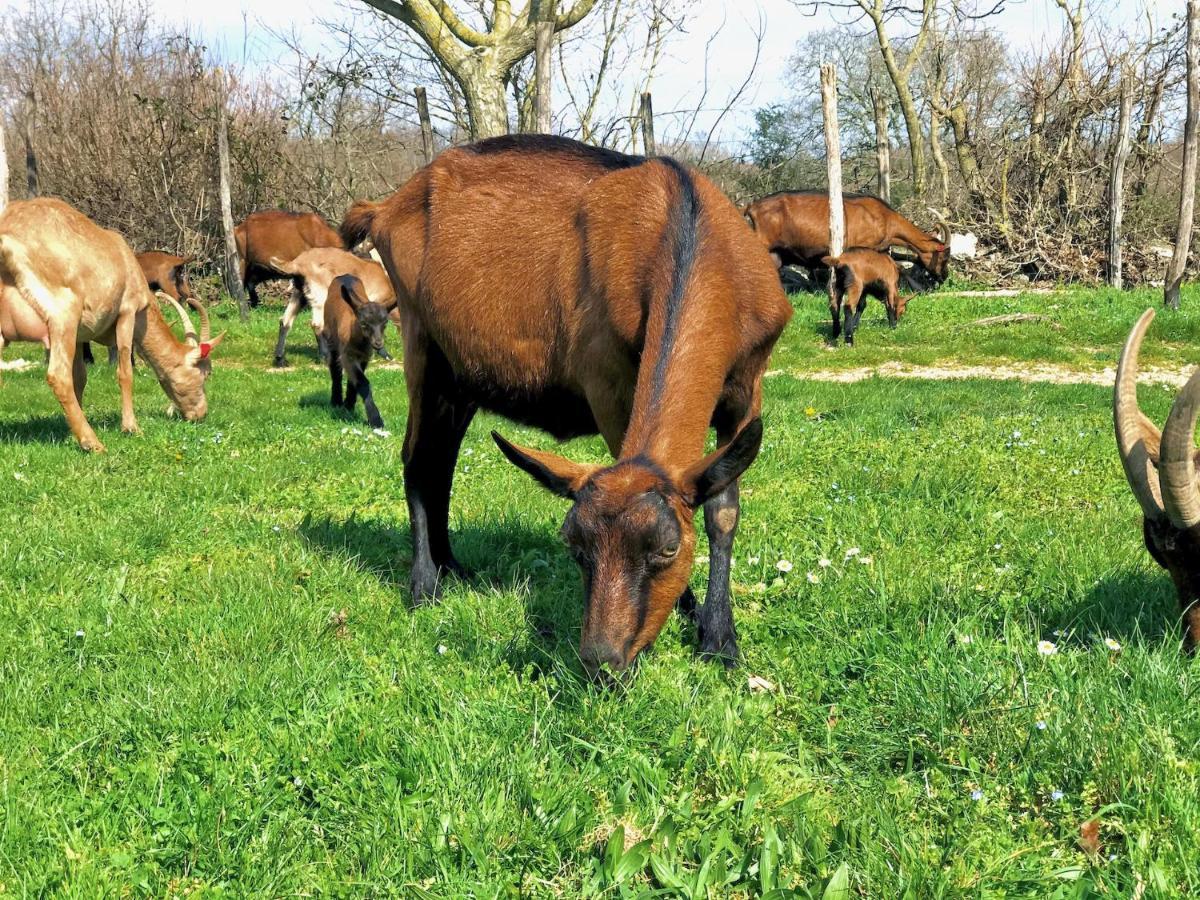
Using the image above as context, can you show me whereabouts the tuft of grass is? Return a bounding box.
[0,286,1198,895]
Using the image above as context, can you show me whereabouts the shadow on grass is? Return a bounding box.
[1046,570,1186,650]
[0,412,121,446]
[298,511,594,679]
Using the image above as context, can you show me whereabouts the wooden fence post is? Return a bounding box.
[871,88,891,204]
[821,64,845,304]
[216,68,247,320]
[1167,0,1199,309]
[23,91,39,197]
[0,115,8,213]
[1107,71,1133,289]
[534,20,554,133]
[640,92,656,157]
[415,87,434,164]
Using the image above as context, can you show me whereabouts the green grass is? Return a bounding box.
[1,286,1199,896]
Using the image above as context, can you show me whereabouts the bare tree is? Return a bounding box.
[357,0,601,138]
[1167,0,1199,309]
[0,115,8,212]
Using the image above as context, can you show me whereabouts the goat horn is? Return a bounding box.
[1113,309,1165,521]
[186,295,211,342]
[927,206,951,245]
[1161,368,1200,529]
[157,290,198,347]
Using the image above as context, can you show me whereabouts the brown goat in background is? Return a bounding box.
[343,135,792,676]
[233,210,344,308]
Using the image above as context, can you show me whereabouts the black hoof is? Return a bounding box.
[697,620,739,668]
[273,357,288,369]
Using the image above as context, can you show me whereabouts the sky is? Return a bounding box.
[0,0,1183,142]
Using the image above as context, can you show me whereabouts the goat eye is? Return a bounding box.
[654,543,679,563]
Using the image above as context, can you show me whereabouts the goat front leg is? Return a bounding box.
[355,366,384,429]
[114,313,139,434]
[329,352,343,407]
[273,290,304,368]
[47,326,104,452]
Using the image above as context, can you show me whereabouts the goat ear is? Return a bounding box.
[340,280,368,310]
[680,418,764,508]
[492,431,596,499]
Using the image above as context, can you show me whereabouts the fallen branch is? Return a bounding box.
[967,313,1063,329]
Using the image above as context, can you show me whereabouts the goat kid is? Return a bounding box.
[0,198,221,451]
[270,248,394,367]
[821,249,913,346]
[325,274,396,429]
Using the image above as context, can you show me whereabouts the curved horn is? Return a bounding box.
[186,295,212,342]
[928,206,951,245]
[1161,369,1200,529]
[157,290,198,347]
[1113,309,1165,521]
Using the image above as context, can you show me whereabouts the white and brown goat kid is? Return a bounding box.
[325,274,396,429]
[0,198,221,452]
[269,248,394,367]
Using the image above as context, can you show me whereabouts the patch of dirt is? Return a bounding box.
[768,360,1194,387]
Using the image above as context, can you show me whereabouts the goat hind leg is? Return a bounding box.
[273,291,304,367]
[696,413,746,666]
[114,313,139,434]
[47,328,103,452]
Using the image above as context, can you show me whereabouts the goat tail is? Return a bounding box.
[268,256,298,276]
[340,200,379,250]
[0,233,59,324]
[820,255,841,268]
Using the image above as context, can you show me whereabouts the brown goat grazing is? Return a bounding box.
[821,249,913,346]
[744,191,950,282]
[270,248,394,367]
[342,135,792,675]
[233,210,344,308]
[0,198,221,451]
[1114,309,1200,653]
[325,274,397,428]
[93,251,203,367]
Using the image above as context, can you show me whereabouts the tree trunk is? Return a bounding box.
[929,103,949,211]
[534,21,553,133]
[1167,0,1199,310]
[821,64,844,302]
[1107,73,1133,289]
[216,69,248,320]
[871,88,891,204]
[462,69,511,139]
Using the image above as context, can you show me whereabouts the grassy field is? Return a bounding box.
[1,284,1199,896]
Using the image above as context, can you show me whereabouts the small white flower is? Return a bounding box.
[436,644,448,655]
[13,472,25,481]
[844,547,860,559]
[748,556,760,565]
[818,557,831,568]
[1051,790,1064,801]
[272,525,281,533]
[1036,720,1048,730]
[806,571,820,584]
[970,790,984,801]
[1037,640,1058,656]
[1104,637,1122,652]
[1012,430,1022,440]
[372,428,392,438]
[958,634,973,644]
[74,629,85,638]
[858,555,873,565]
[775,559,793,573]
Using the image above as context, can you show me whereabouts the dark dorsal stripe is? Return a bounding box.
[649,157,701,408]
[467,134,646,171]
[752,188,896,211]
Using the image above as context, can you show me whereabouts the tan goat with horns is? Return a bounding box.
[0,198,221,451]
[1114,309,1200,652]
